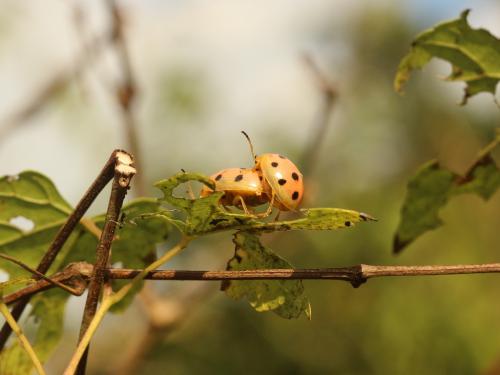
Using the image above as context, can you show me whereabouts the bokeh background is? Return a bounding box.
[1,0,500,374]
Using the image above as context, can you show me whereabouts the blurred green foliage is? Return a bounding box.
[0,3,499,375]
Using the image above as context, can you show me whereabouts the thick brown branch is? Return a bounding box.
[0,150,125,350]
[110,263,500,287]
[5,262,500,307]
[76,151,135,374]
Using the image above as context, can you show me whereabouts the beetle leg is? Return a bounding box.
[256,192,275,218]
[234,195,254,216]
[273,210,281,221]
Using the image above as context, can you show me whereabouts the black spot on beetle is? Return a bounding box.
[345,221,351,227]
[215,174,222,181]
[259,176,263,181]
[278,179,287,185]
[234,174,244,182]
[271,162,278,167]
[292,172,299,181]
[292,191,299,200]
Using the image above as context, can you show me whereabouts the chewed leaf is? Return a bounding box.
[395,10,500,104]
[394,150,500,253]
[250,208,375,232]
[222,232,310,319]
[155,172,257,236]
[0,171,74,278]
[64,198,171,312]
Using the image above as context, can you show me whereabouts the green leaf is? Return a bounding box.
[249,208,375,232]
[395,10,500,104]
[222,232,311,319]
[154,172,257,236]
[0,171,73,278]
[155,172,375,236]
[64,198,171,312]
[394,150,500,253]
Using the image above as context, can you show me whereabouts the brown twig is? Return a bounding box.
[76,151,135,375]
[0,253,82,296]
[300,54,338,178]
[3,263,93,305]
[0,149,128,351]
[5,262,500,307]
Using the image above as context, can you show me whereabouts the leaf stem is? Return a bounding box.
[63,236,191,375]
[0,300,46,375]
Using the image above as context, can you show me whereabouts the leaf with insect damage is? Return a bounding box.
[249,208,375,232]
[394,145,500,253]
[0,171,171,369]
[64,198,172,312]
[0,171,74,278]
[395,10,500,104]
[154,172,258,236]
[222,232,311,319]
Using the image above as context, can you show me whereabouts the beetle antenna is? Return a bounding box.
[241,131,257,161]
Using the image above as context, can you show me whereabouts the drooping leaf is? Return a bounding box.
[154,172,257,236]
[222,232,311,319]
[395,9,500,104]
[394,148,500,253]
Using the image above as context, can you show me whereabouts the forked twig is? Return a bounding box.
[75,150,136,374]
[0,149,132,351]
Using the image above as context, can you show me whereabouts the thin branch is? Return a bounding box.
[3,262,92,305]
[76,151,135,375]
[0,149,127,351]
[0,301,46,375]
[109,263,500,287]
[105,0,145,196]
[5,262,500,307]
[0,253,81,296]
[300,54,338,178]
[64,236,191,375]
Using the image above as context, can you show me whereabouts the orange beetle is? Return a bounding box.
[254,153,304,211]
[241,131,304,214]
[200,167,267,215]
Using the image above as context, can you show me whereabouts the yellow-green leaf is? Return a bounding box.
[222,232,311,319]
[395,10,500,104]
[250,208,375,232]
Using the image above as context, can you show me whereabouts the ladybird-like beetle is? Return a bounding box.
[242,131,304,212]
[200,167,267,215]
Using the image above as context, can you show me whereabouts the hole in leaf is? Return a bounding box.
[9,216,35,232]
[173,181,205,200]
